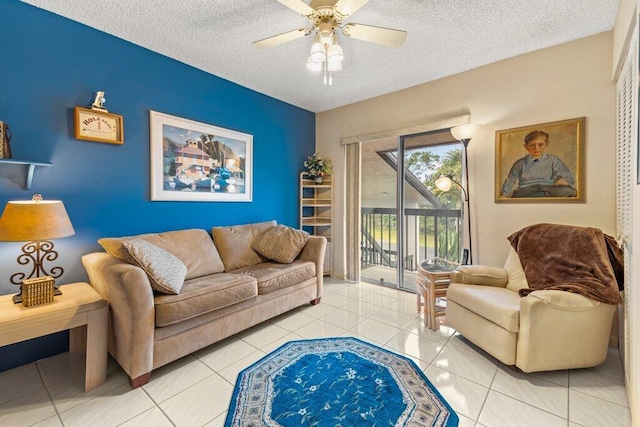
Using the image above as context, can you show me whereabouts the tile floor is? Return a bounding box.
[0,278,631,427]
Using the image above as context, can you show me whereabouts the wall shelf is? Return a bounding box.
[0,159,52,189]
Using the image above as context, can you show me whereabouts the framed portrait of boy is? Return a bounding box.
[495,117,585,203]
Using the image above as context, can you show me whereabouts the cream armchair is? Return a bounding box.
[445,248,617,372]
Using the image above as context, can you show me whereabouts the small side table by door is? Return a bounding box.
[0,282,108,392]
[416,258,459,330]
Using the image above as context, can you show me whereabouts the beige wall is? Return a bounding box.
[317,32,616,277]
[613,0,635,78]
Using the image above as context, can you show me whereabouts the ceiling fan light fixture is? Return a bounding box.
[309,42,326,63]
[327,60,342,71]
[327,43,343,63]
[318,21,334,45]
[306,58,322,72]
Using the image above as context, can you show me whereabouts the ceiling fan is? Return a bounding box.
[254,0,407,84]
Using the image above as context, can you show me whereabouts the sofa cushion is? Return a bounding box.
[123,239,187,294]
[99,228,225,280]
[447,283,522,332]
[154,273,258,327]
[230,260,316,295]
[252,225,310,264]
[212,220,277,271]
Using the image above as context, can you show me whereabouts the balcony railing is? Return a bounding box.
[361,207,462,271]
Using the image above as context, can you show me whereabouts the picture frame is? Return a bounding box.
[74,107,124,145]
[495,117,585,203]
[149,111,252,202]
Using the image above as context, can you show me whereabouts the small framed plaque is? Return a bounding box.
[74,106,124,145]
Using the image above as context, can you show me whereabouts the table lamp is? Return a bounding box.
[0,194,75,303]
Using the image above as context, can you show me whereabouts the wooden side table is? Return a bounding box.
[416,259,458,330]
[0,282,108,392]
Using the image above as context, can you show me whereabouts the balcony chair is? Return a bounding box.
[445,223,622,372]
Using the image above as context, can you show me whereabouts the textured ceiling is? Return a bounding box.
[21,0,619,113]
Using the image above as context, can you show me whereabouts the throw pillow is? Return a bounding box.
[122,238,187,294]
[212,220,277,271]
[252,224,310,264]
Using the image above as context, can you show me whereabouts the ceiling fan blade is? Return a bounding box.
[342,23,407,48]
[254,28,309,49]
[334,0,370,17]
[277,0,316,17]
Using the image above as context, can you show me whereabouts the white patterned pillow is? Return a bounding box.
[123,238,187,294]
[252,225,310,264]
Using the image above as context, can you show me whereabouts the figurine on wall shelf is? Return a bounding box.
[90,91,107,112]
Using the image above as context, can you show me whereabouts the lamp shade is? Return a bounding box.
[451,123,479,141]
[309,42,326,63]
[434,176,453,192]
[327,44,344,63]
[306,58,322,72]
[0,198,75,241]
[327,61,342,71]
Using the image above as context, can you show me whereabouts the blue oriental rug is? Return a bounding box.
[225,337,458,427]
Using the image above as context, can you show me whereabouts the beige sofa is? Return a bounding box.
[446,247,616,372]
[82,221,325,387]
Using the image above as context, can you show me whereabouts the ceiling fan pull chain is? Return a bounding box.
[323,59,328,85]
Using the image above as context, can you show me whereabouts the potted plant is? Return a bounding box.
[304,153,333,183]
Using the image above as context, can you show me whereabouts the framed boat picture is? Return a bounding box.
[149,111,252,202]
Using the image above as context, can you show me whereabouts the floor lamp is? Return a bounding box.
[435,124,479,264]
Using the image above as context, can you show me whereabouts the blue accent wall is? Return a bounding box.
[0,1,315,370]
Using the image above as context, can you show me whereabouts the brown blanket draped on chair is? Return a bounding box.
[508,223,622,305]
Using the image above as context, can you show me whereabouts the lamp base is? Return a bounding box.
[13,286,62,304]
[9,239,67,305]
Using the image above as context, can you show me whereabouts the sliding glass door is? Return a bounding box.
[360,138,399,287]
[360,130,463,291]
